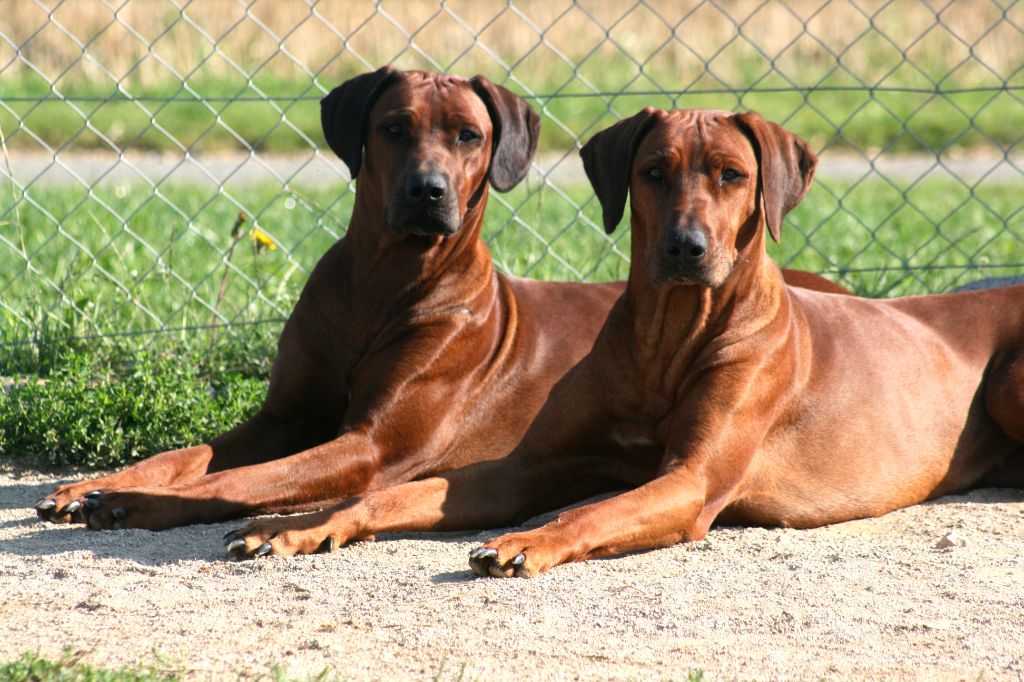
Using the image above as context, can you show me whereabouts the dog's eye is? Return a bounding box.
[382,124,403,138]
[458,129,481,144]
[720,168,744,184]
[645,167,665,182]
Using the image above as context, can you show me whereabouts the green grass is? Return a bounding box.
[0,349,265,468]
[0,653,699,682]
[1,175,1020,468]
[0,652,342,682]
[1,176,1021,347]
[0,652,175,682]
[777,175,1024,296]
[0,179,606,469]
[4,70,1022,157]
[0,179,632,346]
[2,73,324,156]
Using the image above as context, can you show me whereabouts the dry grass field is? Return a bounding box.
[3,0,1023,153]
[7,0,1022,88]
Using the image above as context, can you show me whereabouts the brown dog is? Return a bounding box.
[34,67,619,531]
[222,107,1022,577]
[34,70,844,534]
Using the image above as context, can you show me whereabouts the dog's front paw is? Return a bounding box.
[223,510,355,560]
[468,531,561,578]
[34,485,105,525]
[67,488,194,531]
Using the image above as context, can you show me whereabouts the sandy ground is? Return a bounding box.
[1,463,1022,681]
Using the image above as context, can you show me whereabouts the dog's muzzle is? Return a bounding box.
[651,228,723,286]
[386,171,461,236]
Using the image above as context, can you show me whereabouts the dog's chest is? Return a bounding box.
[610,423,658,450]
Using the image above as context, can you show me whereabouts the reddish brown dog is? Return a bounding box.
[222,107,1022,576]
[33,67,620,531]
[34,69,843,535]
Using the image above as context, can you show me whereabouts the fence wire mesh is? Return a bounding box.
[1,0,1022,350]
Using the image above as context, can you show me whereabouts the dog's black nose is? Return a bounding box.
[666,229,708,261]
[406,172,448,203]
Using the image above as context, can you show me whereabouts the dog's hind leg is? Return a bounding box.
[985,345,1024,443]
[978,345,1024,487]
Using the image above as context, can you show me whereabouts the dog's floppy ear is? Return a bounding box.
[733,111,817,243]
[579,108,659,234]
[469,76,541,192]
[320,65,400,177]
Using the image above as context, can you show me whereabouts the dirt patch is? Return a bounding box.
[1,463,1022,680]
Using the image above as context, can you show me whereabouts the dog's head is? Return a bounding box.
[320,67,540,239]
[581,108,816,288]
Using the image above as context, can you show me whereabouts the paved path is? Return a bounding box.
[4,150,1023,189]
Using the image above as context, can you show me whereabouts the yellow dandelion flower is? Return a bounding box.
[251,227,277,252]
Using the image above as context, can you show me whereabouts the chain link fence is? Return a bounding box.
[1,0,1022,352]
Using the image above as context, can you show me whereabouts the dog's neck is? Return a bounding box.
[343,184,497,309]
[623,220,789,395]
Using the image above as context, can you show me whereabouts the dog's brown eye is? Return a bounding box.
[383,124,403,138]
[645,167,664,182]
[458,129,481,144]
[720,168,743,184]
